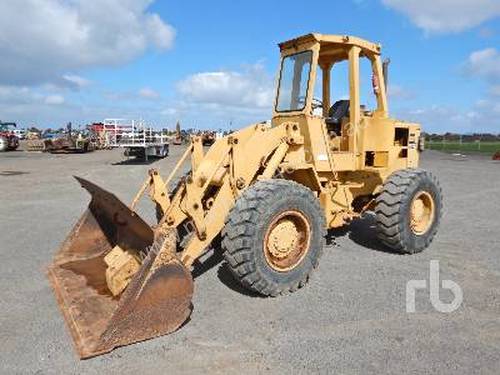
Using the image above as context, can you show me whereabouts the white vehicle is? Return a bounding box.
[12,128,26,140]
[107,119,169,161]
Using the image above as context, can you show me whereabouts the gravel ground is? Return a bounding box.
[0,147,499,374]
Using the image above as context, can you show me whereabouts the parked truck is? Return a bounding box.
[0,122,20,152]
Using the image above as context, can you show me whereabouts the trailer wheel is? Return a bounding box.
[160,144,169,158]
[375,168,442,254]
[222,180,325,296]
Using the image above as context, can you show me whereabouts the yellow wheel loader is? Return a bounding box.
[48,33,443,358]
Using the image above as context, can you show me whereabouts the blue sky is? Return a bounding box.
[0,0,499,133]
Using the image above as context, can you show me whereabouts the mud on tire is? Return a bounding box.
[221,179,326,296]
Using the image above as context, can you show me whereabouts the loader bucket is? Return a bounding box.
[48,177,193,358]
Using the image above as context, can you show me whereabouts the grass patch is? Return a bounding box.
[427,141,500,154]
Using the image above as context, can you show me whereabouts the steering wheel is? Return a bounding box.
[297,96,323,109]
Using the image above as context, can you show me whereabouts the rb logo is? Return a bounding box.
[406,260,462,313]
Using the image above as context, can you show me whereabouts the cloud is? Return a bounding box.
[103,87,161,101]
[177,63,274,110]
[145,14,176,49]
[478,27,495,38]
[397,105,473,133]
[0,86,43,106]
[138,87,161,99]
[44,94,65,105]
[0,85,73,124]
[0,85,65,107]
[0,0,175,86]
[475,98,500,115]
[382,0,500,34]
[395,104,499,133]
[165,63,275,128]
[489,85,500,97]
[445,47,500,133]
[464,48,500,80]
[0,83,169,127]
[62,75,92,89]
[388,84,415,100]
[161,107,178,116]
[463,47,500,111]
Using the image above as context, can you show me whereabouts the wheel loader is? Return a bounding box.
[48,34,443,358]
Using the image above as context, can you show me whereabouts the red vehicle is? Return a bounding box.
[0,122,20,152]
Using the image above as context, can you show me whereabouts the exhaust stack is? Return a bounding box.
[383,58,391,93]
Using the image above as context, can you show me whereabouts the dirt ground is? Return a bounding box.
[1,147,499,374]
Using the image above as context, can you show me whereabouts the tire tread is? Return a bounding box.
[222,179,325,296]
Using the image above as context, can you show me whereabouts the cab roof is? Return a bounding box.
[279,33,382,55]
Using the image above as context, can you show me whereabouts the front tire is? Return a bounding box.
[222,180,325,296]
[375,168,443,254]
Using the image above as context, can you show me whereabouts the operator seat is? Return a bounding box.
[326,100,350,128]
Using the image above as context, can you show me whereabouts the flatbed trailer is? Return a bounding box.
[110,121,169,161]
[122,142,169,161]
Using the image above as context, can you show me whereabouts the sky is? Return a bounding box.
[0,0,499,133]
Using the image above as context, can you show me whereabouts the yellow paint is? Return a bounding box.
[128,34,422,266]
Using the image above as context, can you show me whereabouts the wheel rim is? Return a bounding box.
[409,191,435,235]
[263,210,311,272]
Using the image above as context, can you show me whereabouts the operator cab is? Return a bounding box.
[272,34,389,159]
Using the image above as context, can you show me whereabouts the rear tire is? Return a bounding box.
[375,168,442,254]
[222,180,325,296]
